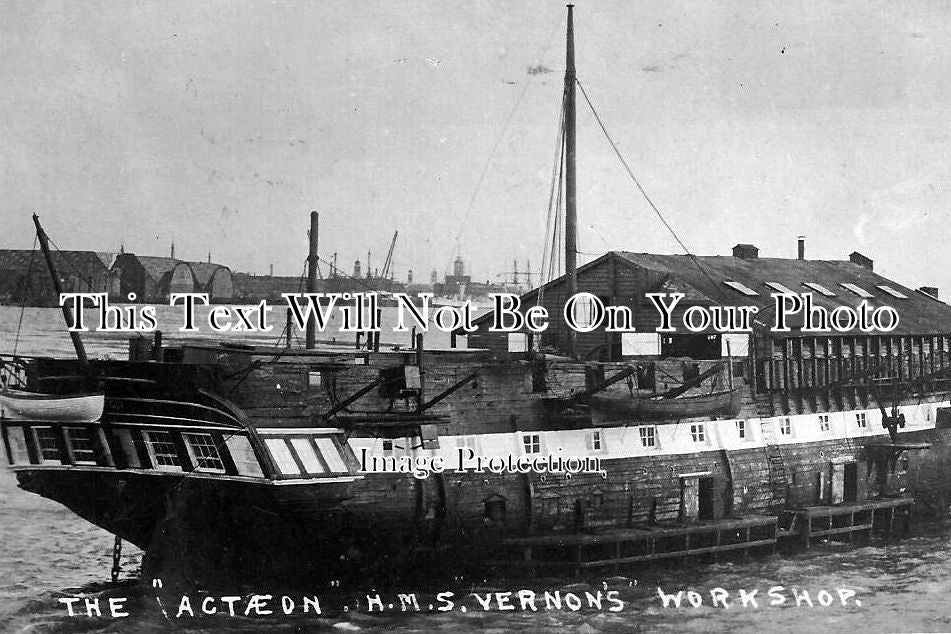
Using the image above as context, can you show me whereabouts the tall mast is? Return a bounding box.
[306,210,319,349]
[564,4,578,357]
[32,214,88,365]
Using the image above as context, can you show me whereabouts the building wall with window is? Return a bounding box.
[463,249,951,397]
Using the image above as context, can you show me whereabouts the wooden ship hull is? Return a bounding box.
[3,343,951,584]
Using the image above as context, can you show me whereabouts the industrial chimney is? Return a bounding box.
[797,236,805,260]
[354,260,362,278]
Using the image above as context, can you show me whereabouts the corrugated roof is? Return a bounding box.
[613,252,951,335]
[476,251,951,336]
[0,249,111,275]
[187,261,231,286]
[134,256,193,283]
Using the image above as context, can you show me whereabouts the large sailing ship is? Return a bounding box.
[4,6,951,585]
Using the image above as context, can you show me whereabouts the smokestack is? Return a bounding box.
[269,263,274,277]
[354,260,362,278]
[171,242,175,259]
[408,269,414,284]
[306,210,319,349]
[797,236,805,260]
[208,251,212,263]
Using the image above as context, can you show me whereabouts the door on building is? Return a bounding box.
[681,476,699,521]
[831,461,858,504]
[844,462,858,502]
[698,476,715,520]
[831,463,844,504]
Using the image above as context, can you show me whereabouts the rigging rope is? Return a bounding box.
[451,14,565,254]
[575,79,731,302]
[12,235,38,358]
[538,90,568,310]
[46,234,96,291]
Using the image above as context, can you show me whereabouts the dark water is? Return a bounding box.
[3,306,951,632]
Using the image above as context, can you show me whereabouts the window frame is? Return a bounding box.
[586,429,604,452]
[32,426,62,464]
[778,417,792,437]
[522,433,542,455]
[144,430,184,471]
[183,432,226,474]
[638,425,657,448]
[802,282,836,297]
[64,426,99,466]
[690,423,706,443]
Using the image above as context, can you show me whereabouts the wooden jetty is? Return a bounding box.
[785,497,915,549]
[489,496,915,577]
[489,516,779,576]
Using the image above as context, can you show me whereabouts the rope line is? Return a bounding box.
[451,14,565,253]
[575,79,731,301]
[13,235,38,357]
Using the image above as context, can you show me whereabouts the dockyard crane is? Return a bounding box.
[381,230,398,280]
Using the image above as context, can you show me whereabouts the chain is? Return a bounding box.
[111,535,122,584]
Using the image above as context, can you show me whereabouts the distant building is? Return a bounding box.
[0,250,118,305]
[112,254,234,302]
[466,246,951,364]
[436,255,471,298]
[233,273,309,301]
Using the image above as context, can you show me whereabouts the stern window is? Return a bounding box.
[65,427,98,465]
[264,438,301,475]
[314,437,349,473]
[290,438,325,474]
[225,435,264,477]
[33,426,62,463]
[184,433,225,472]
[145,431,182,470]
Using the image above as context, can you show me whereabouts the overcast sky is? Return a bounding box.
[2,1,951,294]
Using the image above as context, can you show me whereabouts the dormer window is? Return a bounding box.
[803,282,836,297]
[724,281,758,296]
[839,283,874,299]
[765,282,797,295]
[876,285,909,299]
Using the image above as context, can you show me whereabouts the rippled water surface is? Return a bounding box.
[3,305,951,632]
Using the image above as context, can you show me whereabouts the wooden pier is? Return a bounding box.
[487,497,917,577]
[489,517,779,576]
[785,497,915,549]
